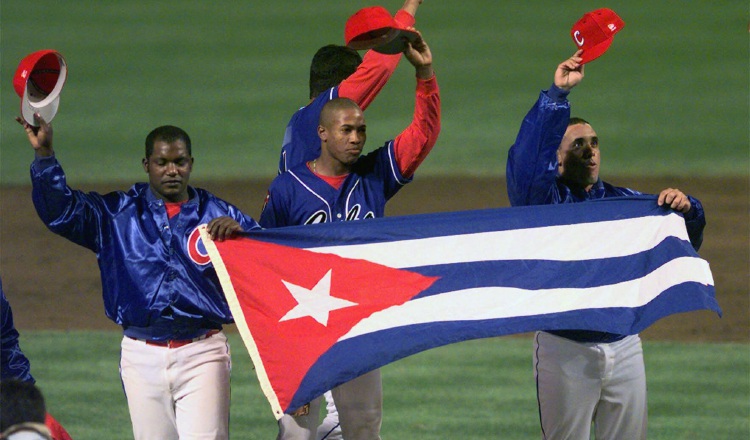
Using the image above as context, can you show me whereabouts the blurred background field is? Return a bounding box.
[1,0,748,184]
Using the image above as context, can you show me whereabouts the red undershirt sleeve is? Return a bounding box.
[393,75,441,178]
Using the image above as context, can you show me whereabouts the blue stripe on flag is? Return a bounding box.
[415,236,698,295]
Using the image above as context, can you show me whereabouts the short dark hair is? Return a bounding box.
[319,97,362,127]
[0,379,46,430]
[145,125,192,158]
[568,117,590,126]
[309,45,363,99]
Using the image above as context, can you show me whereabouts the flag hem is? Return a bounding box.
[199,225,286,420]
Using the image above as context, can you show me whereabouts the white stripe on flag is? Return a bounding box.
[339,256,713,341]
[306,214,688,269]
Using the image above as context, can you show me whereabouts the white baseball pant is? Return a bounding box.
[120,331,231,440]
[534,331,647,440]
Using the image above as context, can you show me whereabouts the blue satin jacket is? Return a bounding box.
[506,86,706,342]
[31,155,260,340]
[1,277,34,383]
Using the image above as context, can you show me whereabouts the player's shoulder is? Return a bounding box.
[189,186,238,209]
[602,180,641,197]
[267,167,299,192]
[90,183,144,211]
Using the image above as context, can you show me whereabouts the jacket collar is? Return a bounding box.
[143,184,198,208]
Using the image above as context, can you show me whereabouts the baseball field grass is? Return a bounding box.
[1,0,748,183]
[21,331,750,439]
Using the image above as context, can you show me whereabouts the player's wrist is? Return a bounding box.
[415,65,434,80]
[546,83,570,103]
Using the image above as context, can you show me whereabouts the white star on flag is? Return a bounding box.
[279,269,358,326]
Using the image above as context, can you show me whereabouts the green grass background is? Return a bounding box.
[1,0,748,185]
[20,332,750,439]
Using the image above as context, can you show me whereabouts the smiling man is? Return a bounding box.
[17,117,260,440]
[505,50,706,440]
[260,29,439,440]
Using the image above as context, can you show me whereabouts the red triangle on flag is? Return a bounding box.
[212,236,438,414]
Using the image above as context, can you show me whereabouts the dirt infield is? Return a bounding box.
[1,175,747,342]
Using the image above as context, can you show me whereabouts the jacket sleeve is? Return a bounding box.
[683,195,706,251]
[226,203,261,232]
[30,155,105,252]
[506,86,571,207]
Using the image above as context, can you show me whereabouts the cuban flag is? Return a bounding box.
[200,196,719,419]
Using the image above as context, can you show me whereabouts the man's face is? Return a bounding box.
[142,139,193,202]
[557,123,600,191]
[319,107,366,167]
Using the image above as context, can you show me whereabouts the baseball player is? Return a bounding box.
[261,29,439,440]
[278,0,424,175]
[505,50,706,439]
[1,277,72,440]
[17,116,260,440]
[278,2,423,436]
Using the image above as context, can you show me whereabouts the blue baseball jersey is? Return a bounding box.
[279,87,340,175]
[261,141,410,228]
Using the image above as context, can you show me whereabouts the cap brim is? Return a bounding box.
[22,91,61,126]
[347,27,400,51]
[372,28,419,54]
[579,37,614,64]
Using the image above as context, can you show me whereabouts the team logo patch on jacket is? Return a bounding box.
[187,227,211,265]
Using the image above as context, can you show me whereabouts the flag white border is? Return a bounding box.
[200,226,286,420]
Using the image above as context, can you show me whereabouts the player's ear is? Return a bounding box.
[318,125,327,142]
[142,157,149,173]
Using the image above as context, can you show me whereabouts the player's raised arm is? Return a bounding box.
[400,0,424,19]
[392,29,440,178]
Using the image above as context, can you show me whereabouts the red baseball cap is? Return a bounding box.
[344,6,418,55]
[13,49,68,126]
[570,8,625,64]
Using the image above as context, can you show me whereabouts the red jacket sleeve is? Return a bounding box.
[393,75,441,178]
[337,9,416,110]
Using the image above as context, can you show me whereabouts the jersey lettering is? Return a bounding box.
[346,205,360,221]
[303,206,375,224]
[187,226,211,265]
[305,210,328,225]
